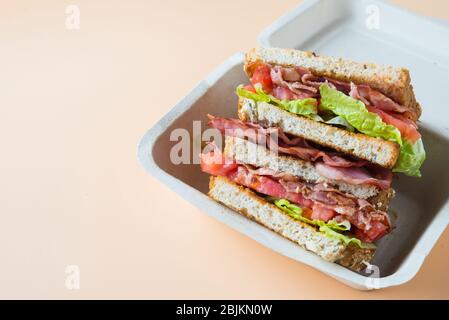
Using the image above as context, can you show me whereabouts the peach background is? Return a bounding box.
[0,0,448,299]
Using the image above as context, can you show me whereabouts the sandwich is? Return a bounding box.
[200,47,426,272]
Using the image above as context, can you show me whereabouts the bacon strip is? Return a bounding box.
[269,138,368,168]
[315,162,392,190]
[242,164,298,182]
[354,84,409,113]
[349,82,371,106]
[270,65,317,98]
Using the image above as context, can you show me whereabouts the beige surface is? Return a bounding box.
[0,0,448,299]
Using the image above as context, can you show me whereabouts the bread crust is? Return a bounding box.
[368,188,395,212]
[245,47,421,122]
[238,98,400,168]
[208,176,375,272]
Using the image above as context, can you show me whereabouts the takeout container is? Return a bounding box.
[138,0,449,289]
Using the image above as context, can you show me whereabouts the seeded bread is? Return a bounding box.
[245,47,421,121]
[224,135,394,208]
[209,176,375,272]
[238,98,400,169]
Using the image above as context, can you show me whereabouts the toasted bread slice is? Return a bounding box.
[209,176,375,272]
[224,135,394,209]
[238,98,400,169]
[245,47,421,121]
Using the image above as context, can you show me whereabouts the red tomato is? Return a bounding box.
[250,64,273,93]
[243,84,256,93]
[311,204,336,222]
[250,175,287,199]
[288,194,314,209]
[200,152,237,176]
[301,207,314,220]
[365,221,388,242]
[228,166,313,209]
[354,221,388,243]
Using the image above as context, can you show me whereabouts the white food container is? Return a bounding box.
[138,0,449,290]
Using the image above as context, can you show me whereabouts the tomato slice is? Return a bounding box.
[354,221,388,243]
[311,203,336,222]
[200,151,237,176]
[301,207,313,220]
[243,84,256,93]
[250,64,273,93]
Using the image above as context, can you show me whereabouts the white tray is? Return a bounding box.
[138,0,449,290]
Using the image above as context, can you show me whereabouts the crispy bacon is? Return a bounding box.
[355,84,409,113]
[301,73,326,88]
[273,86,305,100]
[325,78,351,93]
[269,65,317,98]
[315,162,392,190]
[349,82,371,106]
[242,164,298,181]
[270,138,368,168]
[279,66,301,81]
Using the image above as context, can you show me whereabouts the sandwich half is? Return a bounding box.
[238,47,425,176]
[200,48,426,272]
[208,176,374,271]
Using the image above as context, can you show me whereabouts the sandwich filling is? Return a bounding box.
[208,115,393,190]
[237,63,425,177]
[200,143,390,246]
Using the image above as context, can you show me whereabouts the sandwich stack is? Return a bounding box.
[200,47,426,271]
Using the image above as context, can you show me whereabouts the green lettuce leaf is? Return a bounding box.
[236,84,271,103]
[319,225,376,249]
[236,84,319,118]
[393,138,426,177]
[272,198,375,249]
[319,83,402,145]
[319,83,426,177]
[273,198,304,221]
[324,116,355,132]
[283,99,320,118]
[324,219,351,232]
